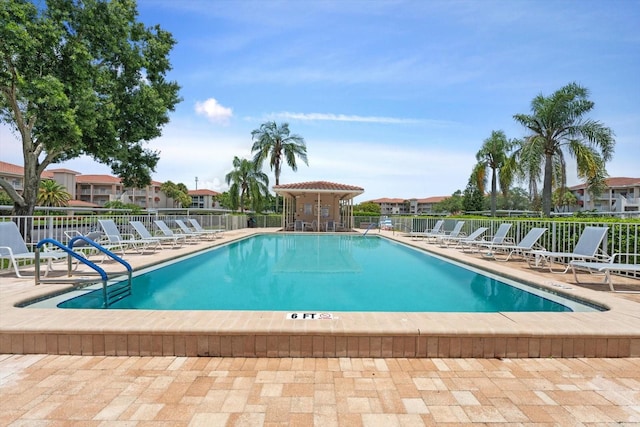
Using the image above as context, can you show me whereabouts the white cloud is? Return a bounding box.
[269,111,426,125]
[194,98,233,124]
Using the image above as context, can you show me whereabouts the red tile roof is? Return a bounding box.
[0,161,24,176]
[569,177,640,190]
[367,196,449,204]
[68,199,99,208]
[75,174,123,184]
[274,181,363,191]
[418,196,448,203]
[189,189,220,196]
[368,198,406,203]
[47,168,81,175]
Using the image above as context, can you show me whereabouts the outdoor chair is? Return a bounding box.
[439,226,488,248]
[98,219,159,253]
[529,226,610,273]
[0,221,69,277]
[480,227,547,262]
[189,218,224,238]
[64,229,126,260]
[409,220,444,241]
[130,221,185,247]
[570,253,639,293]
[460,223,512,253]
[154,220,198,242]
[174,219,213,240]
[432,221,465,245]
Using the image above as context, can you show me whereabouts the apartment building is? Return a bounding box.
[188,189,221,209]
[1,161,187,209]
[367,196,448,215]
[569,177,640,212]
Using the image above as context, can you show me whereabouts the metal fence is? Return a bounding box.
[353,216,639,256]
[1,214,638,258]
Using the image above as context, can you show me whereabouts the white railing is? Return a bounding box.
[354,216,640,256]
[1,213,638,257]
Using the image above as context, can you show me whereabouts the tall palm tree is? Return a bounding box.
[251,122,308,186]
[471,130,515,216]
[251,121,308,213]
[37,179,71,207]
[513,82,615,217]
[225,156,269,212]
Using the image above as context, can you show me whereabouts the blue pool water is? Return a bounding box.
[55,234,594,312]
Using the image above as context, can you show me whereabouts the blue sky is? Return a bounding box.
[2,0,639,202]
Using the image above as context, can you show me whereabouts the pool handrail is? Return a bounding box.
[362,222,378,236]
[35,237,133,307]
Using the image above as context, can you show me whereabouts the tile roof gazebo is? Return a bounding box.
[273,181,364,231]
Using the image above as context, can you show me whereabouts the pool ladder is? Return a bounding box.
[35,237,133,308]
[362,222,378,236]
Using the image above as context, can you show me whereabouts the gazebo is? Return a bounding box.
[273,181,364,231]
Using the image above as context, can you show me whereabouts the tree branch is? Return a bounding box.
[0,178,26,207]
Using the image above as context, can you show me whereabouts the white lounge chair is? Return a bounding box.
[409,220,444,241]
[481,227,547,262]
[130,221,185,247]
[0,222,69,277]
[432,221,465,245]
[154,220,197,242]
[98,219,158,253]
[380,217,393,230]
[64,229,126,260]
[175,219,213,240]
[189,218,224,238]
[461,223,512,253]
[528,226,609,273]
[440,226,488,248]
[570,253,639,293]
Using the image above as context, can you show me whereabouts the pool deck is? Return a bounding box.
[1,228,639,358]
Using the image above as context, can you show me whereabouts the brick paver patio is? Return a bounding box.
[1,354,639,425]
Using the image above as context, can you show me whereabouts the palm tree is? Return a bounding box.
[471,130,515,216]
[37,179,71,207]
[225,156,269,212]
[513,82,615,217]
[251,122,308,212]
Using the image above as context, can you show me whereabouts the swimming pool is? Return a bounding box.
[45,234,597,312]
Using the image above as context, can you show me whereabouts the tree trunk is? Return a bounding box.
[542,152,554,217]
[14,154,40,242]
[490,167,497,216]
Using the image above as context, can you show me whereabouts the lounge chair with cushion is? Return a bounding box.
[409,220,444,241]
[130,221,185,247]
[528,226,609,273]
[98,219,159,253]
[570,253,639,293]
[0,221,69,277]
[440,226,488,248]
[460,223,512,253]
[481,227,547,262]
[189,218,224,238]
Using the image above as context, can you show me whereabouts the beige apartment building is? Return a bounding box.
[367,196,448,215]
[569,177,640,212]
[0,161,220,209]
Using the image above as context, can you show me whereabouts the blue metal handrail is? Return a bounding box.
[35,237,132,308]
